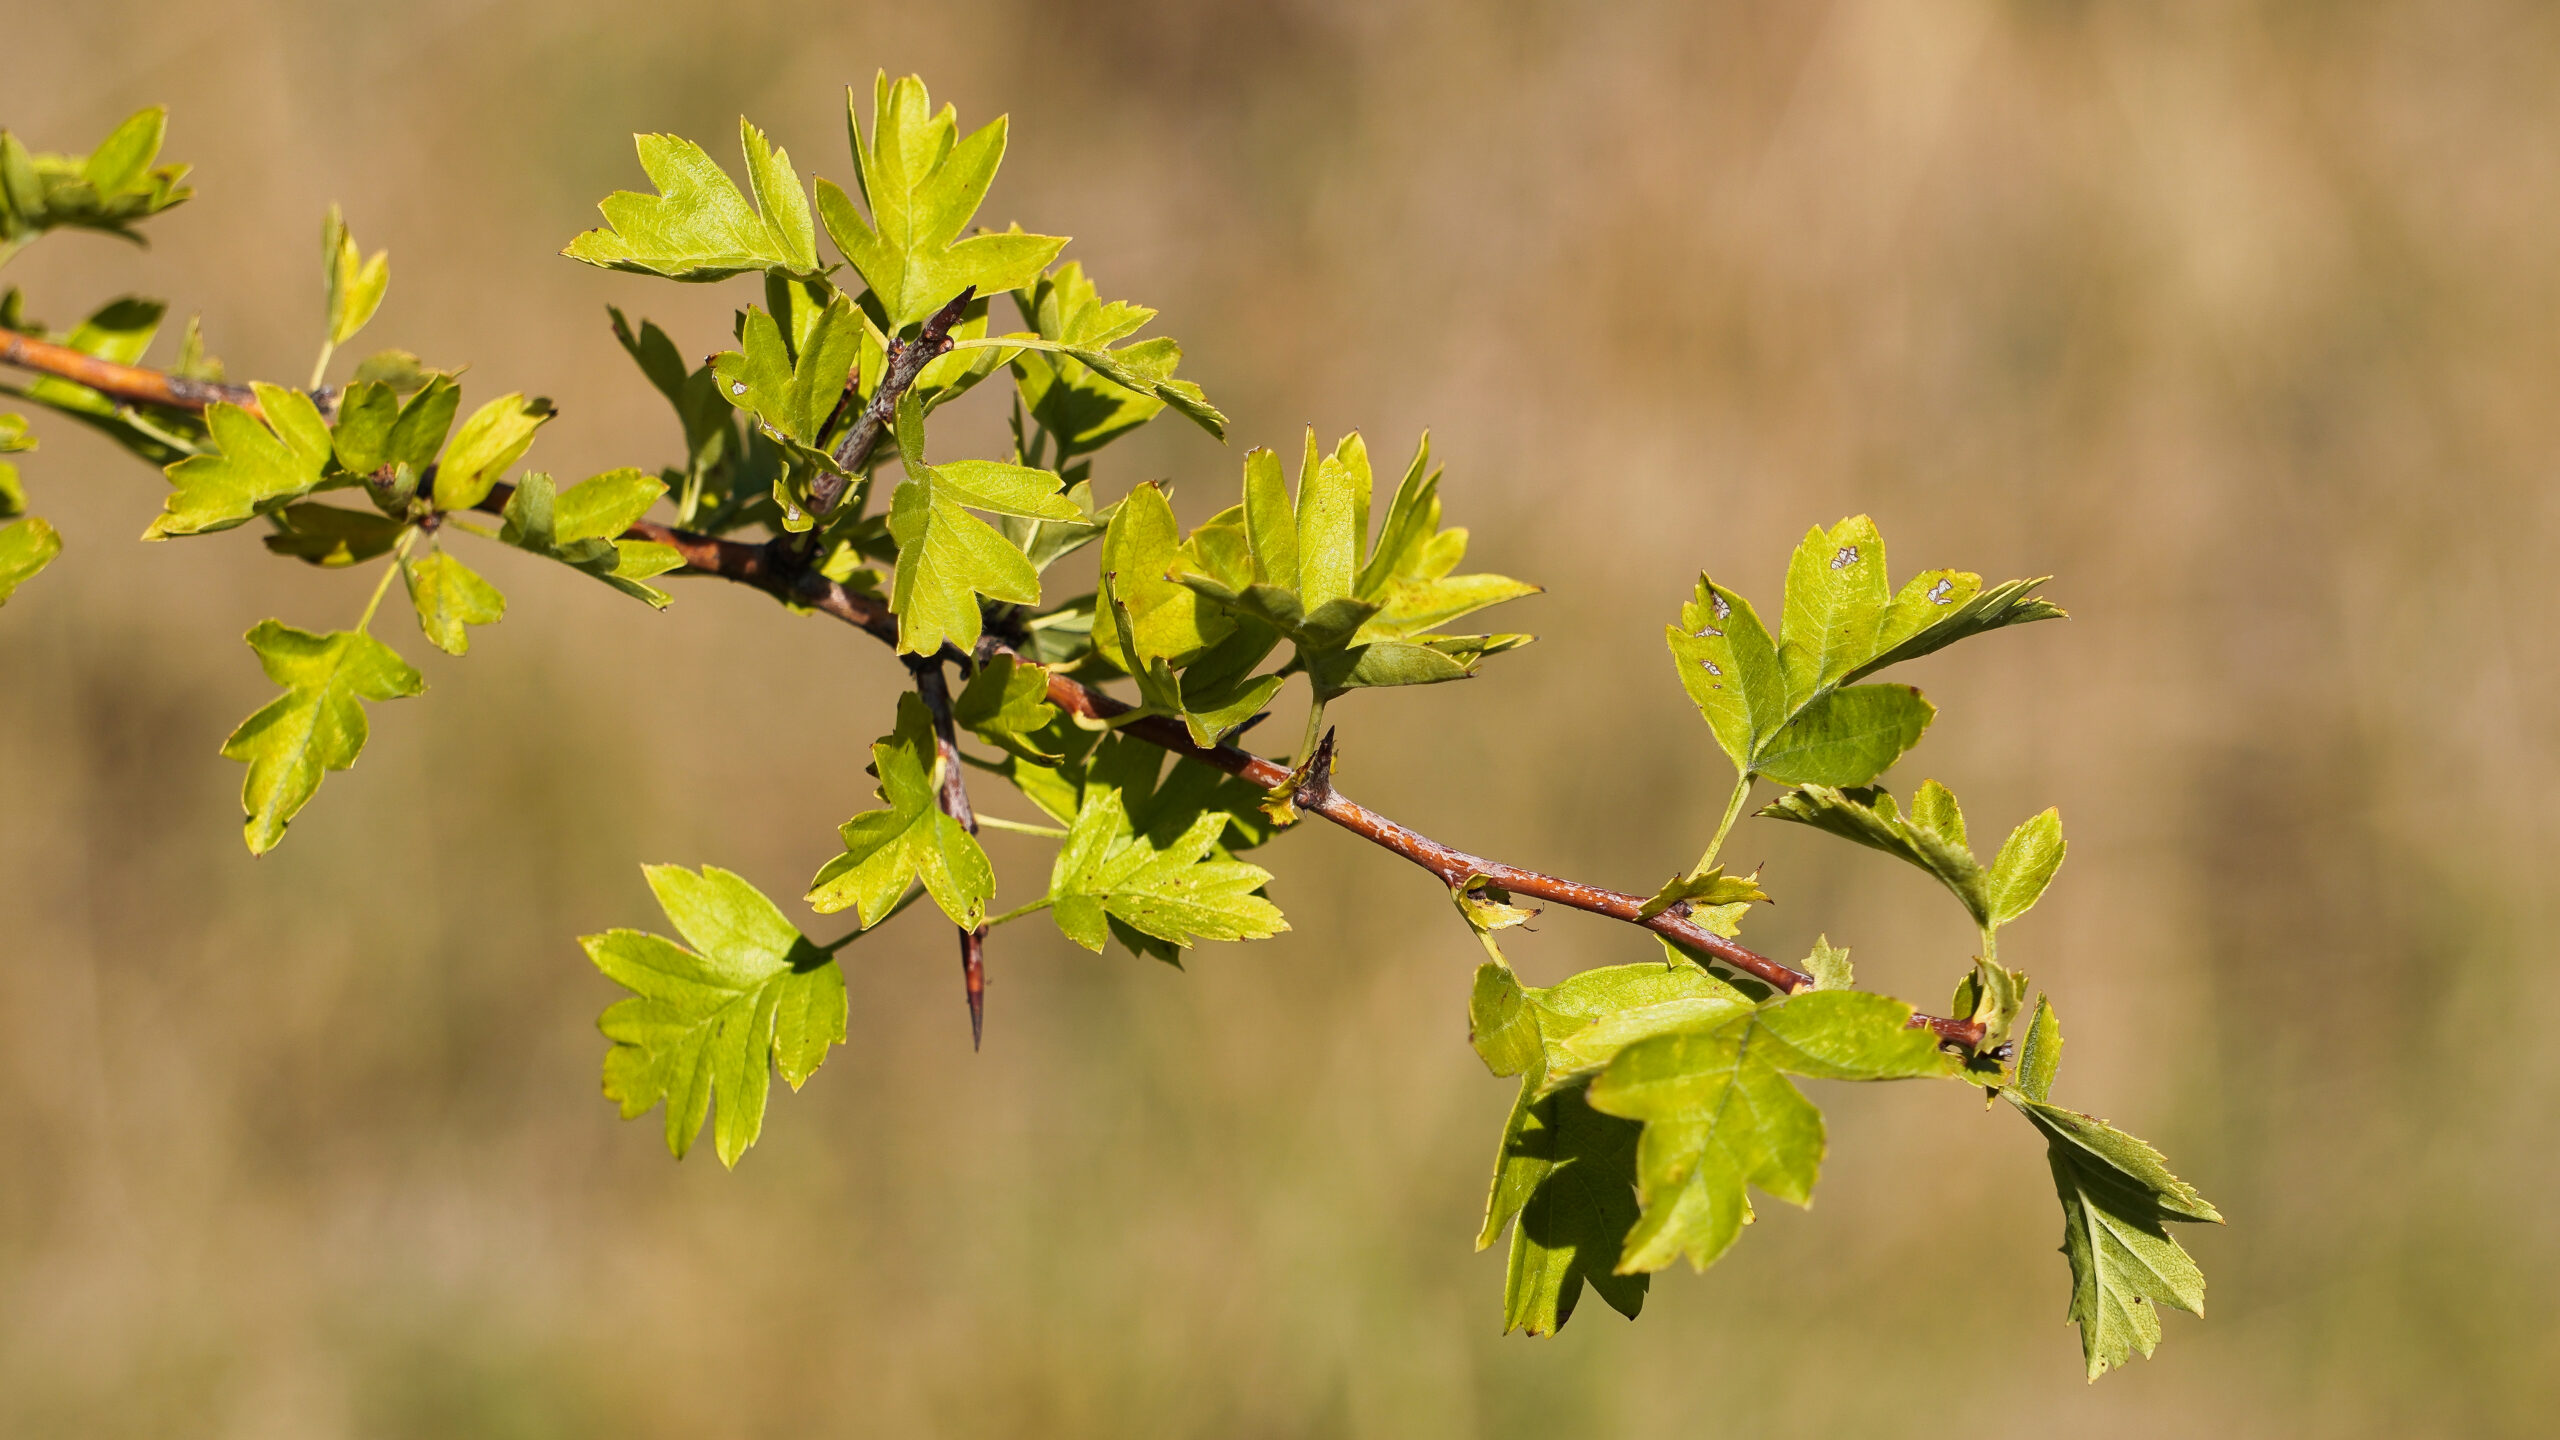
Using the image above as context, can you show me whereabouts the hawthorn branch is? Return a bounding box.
[0,337,1988,1050]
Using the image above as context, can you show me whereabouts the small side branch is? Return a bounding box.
[2,329,258,411]
[811,287,976,517]
[908,654,989,1049]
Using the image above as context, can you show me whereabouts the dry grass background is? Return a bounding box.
[4,1,2557,1434]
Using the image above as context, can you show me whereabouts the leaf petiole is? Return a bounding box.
[355,528,418,633]
[819,883,927,952]
[985,895,1054,927]
[1692,771,1755,877]
[976,813,1070,839]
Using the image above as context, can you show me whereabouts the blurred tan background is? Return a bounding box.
[5,1,2555,1434]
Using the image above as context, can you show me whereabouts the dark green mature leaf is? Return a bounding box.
[0,107,191,259]
[1468,960,1755,1332]
[817,73,1066,330]
[2002,998,2219,1380]
[807,693,995,928]
[0,516,61,605]
[1586,988,1950,1273]
[585,864,845,1166]
[564,119,821,282]
[1047,782,1285,954]
[147,384,330,538]
[1667,517,2059,785]
[220,621,422,855]
[403,549,505,655]
[883,391,1078,656]
[261,503,404,567]
[499,469,681,608]
[1487,1084,1649,1335]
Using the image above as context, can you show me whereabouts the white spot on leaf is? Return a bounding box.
[1928,577,1954,605]
[1831,545,1859,570]
[729,380,748,396]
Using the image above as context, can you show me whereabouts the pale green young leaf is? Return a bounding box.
[1468,962,1544,1078]
[1635,866,1770,923]
[586,864,845,1166]
[403,549,505,655]
[219,621,422,854]
[0,515,62,605]
[1749,682,1934,789]
[817,73,1067,329]
[1087,481,1229,669]
[1666,574,1788,774]
[710,293,861,468]
[327,381,398,476]
[807,693,995,928]
[1295,431,1368,615]
[739,119,821,276]
[1778,516,1891,703]
[1586,990,1949,1273]
[1987,807,2067,927]
[321,204,389,350]
[498,469,676,608]
[1454,878,1539,940]
[2045,1147,2208,1381]
[1804,936,1854,990]
[328,372,459,484]
[1951,957,2031,1070]
[1846,574,2066,686]
[1008,263,1182,458]
[2014,994,2062,1104]
[1669,519,2059,780]
[564,123,822,282]
[1996,997,2218,1378]
[1047,784,1284,954]
[146,385,331,538]
[884,391,1076,655]
[0,107,191,250]
[434,392,554,512]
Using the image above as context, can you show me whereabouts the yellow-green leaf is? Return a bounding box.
[219,621,422,854]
